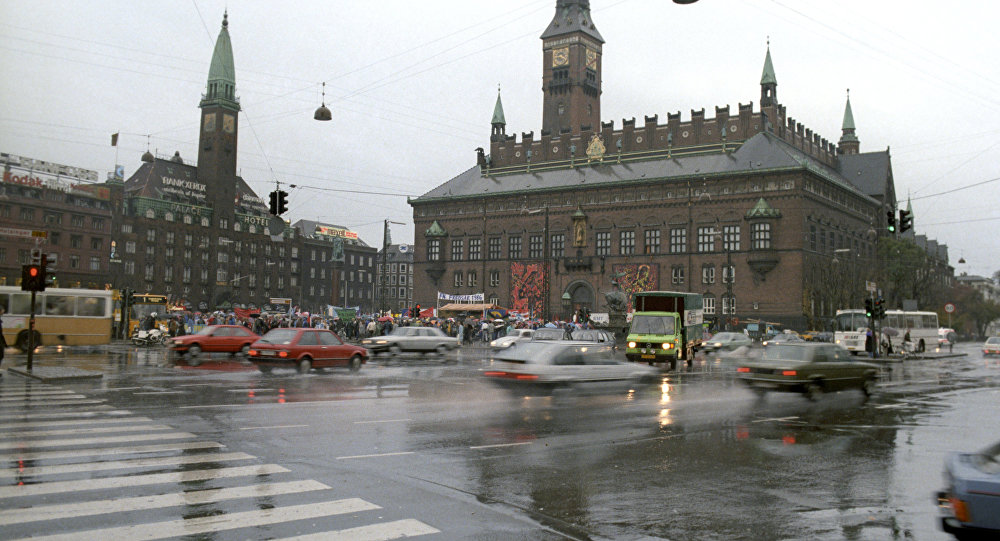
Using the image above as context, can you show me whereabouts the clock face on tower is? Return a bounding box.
[586,49,597,70]
[552,47,569,67]
[203,113,216,132]
[222,114,235,134]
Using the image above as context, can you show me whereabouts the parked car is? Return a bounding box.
[531,327,573,341]
[361,326,459,355]
[936,439,1000,539]
[761,332,805,348]
[248,328,368,374]
[490,328,534,350]
[736,343,879,401]
[983,337,1000,356]
[483,341,659,395]
[702,332,753,353]
[570,329,618,350]
[170,325,260,365]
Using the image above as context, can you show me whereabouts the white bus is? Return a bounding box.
[0,286,113,352]
[834,309,939,354]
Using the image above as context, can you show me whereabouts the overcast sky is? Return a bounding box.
[2,0,998,281]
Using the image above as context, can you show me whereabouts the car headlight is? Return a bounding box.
[490,340,498,347]
[628,341,637,348]
[713,342,722,347]
[376,340,387,345]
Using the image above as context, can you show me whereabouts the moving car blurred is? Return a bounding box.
[762,332,805,348]
[570,328,618,350]
[361,326,459,355]
[170,325,259,366]
[531,327,573,341]
[736,343,879,401]
[701,332,752,353]
[490,328,534,350]
[983,337,1000,356]
[483,341,658,395]
[249,328,367,374]
[936,440,1000,539]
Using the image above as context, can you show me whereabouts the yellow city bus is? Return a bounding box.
[127,293,169,336]
[0,286,113,352]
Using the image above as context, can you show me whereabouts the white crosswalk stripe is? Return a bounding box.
[0,380,441,540]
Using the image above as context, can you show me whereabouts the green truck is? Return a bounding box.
[625,291,704,370]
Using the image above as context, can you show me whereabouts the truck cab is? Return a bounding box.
[625,291,704,370]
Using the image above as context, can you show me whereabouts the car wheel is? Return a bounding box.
[389,345,402,355]
[240,344,251,357]
[187,345,202,366]
[669,358,678,371]
[258,365,272,374]
[349,355,362,372]
[16,330,42,353]
[161,336,173,346]
[435,345,448,356]
[805,381,824,401]
[862,377,877,397]
[298,358,312,374]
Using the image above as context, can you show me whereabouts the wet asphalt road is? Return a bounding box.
[1,342,997,540]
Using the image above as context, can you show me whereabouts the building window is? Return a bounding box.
[399,287,406,298]
[90,237,102,250]
[529,235,543,258]
[164,266,173,281]
[427,239,440,261]
[399,275,407,285]
[596,232,611,256]
[488,237,502,260]
[809,224,817,251]
[697,227,715,253]
[19,208,35,221]
[70,235,82,248]
[145,246,154,258]
[703,295,716,315]
[217,268,227,282]
[722,295,736,315]
[670,228,686,254]
[70,255,80,269]
[619,231,635,255]
[723,225,740,251]
[468,271,478,287]
[91,217,104,230]
[671,265,685,285]
[490,270,500,287]
[144,264,155,281]
[550,234,565,258]
[722,265,735,284]
[166,247,174,259]
[125,241,136,254]
[183,214,192,225]
[752,223,772,250]
[399,263,407,273]
[509,236,522,259]
[469,238,482,261]
[121,223,133,234]
[644,229,660,254]
[702,265,715,284]
[454,272,463,287]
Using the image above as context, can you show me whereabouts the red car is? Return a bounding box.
[248,328,368,374]
[171,325,260,365]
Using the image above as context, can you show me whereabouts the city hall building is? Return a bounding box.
[410,0,898,330]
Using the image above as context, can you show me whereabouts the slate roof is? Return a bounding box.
[837,151,891,198]
[540,0,604,43]
[123,157,269,216]
[413,131,876,203]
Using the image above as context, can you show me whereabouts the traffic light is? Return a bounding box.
[899,209,913,233]
[21,264,44,291]
[864,297,874,318]
[268,191,279,215]
[886,210,896,233]
[878,298,887,318]
[125,288,134,305]
[414,304,421,317]
[873,298,883,319]
[41,253,57,288]
[277,190,289,215]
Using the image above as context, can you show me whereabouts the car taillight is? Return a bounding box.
[782,370,797,376]
[248,349,258,356]
[950,496,970,522]
[515,374,539,380]
[737,367,750,373]
[278,351,289,358]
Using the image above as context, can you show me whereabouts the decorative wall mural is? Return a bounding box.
[612,263,660,312]
[509,262,547,318]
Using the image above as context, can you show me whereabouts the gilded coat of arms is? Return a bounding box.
[586,134,606,163]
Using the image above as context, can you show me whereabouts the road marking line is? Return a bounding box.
[277,518,441,541]
[353,418,412,424]
[0,441,224,462]
[0,464,289,498]
[176,383,215,387]
[751,416,800,424]
[0,479,330,526]
[10,498,379,541]
[469,442,533,449]
[0,390,78,398]
[90,387,146,391]
[1,424,172,439]
[336,451,414,460]
[226,388,275,393]
[0,431,197,451]
[0,451,255,478]
[0,407,121,420]
[239,425,308,430]
[0,416,153,430]
[132,391,187,395]
[0,394,88,402]
[0,399,106,409]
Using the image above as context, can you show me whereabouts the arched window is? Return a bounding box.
[145,209,155,219]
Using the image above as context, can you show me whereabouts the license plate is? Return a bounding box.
[641,355,656,359]
[262,351,275,356]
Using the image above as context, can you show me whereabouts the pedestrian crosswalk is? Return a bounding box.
[0,378,440,540]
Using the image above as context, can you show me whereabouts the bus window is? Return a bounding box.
[923,314,938,329]
[886,314,902,328]
[9,293,32,315]
[0,293,8,313]
[44,295,75,316]
[906,315,920,330]
[77,296,107,317]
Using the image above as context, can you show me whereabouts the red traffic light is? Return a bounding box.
[28,267,40,277]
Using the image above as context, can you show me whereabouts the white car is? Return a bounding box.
[490,328,534,349]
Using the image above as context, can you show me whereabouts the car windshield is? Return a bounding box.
[494,341,559,363]
[258,328,298,345]
[762,345,810,362]
[533,328,569,341]
[969,441,1000,474]
[196,326,217,336]
[390,327,419,336]
[713,333,736,341]
[631,315,675,335]
[987,337,1000,345]
[571,330,608,342]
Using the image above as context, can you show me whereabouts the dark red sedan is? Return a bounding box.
[170,325,260,365]
[248,328,368,374]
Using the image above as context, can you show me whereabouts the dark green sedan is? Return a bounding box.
[736,343,879,401]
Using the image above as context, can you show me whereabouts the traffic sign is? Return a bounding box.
[865,281,877,293]
[944,303,956,314]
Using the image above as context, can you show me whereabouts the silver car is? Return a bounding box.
[362,327,458,355]
[702,332,752,353]
[490,328,535,350]
[483,341,660,395]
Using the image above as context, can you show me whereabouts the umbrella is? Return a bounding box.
[544,322,557,328]
[377,316,393,322]
[881,327,899,337]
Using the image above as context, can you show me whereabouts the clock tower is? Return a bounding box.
[540,0,603,137]
[197,12,240,226]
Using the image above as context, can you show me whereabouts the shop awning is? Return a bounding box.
[438,303,495,312]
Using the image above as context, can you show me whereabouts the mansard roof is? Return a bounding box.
[413,131,875,203]
[540,0,604,43]
[122,157,268,216]
[836,150,891,199]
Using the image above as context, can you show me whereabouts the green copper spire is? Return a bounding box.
[842,90,857,131]
[760,43,777,86]
[201,11,240,111]
[492,87,506,126]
